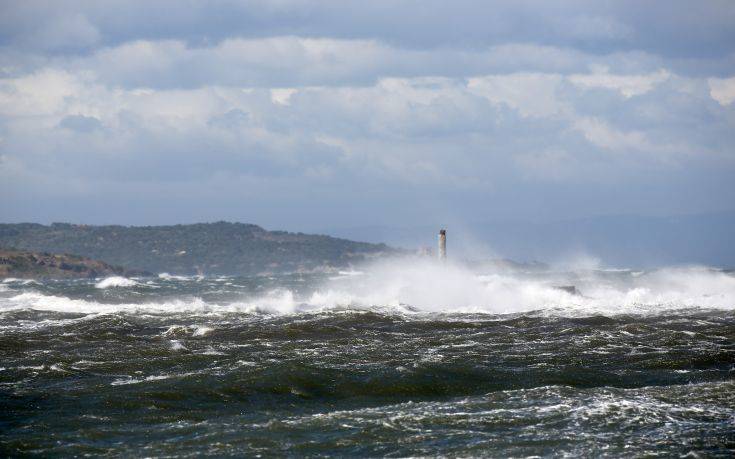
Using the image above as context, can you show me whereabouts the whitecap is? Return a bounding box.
[111,374,172,386]
[192,325,213,337]
[2,278,40,285]
[170,340,187,351]
[2,291,212,315]
[3,260,734,319]
[95,276,137,289]
[158,272,190,281]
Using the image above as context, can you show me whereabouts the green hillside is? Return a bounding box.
[0,222,395,275]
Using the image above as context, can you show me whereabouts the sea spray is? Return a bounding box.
[3,261,735,317]
[293,259,735,315]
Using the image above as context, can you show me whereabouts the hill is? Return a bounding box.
[0,222,395,275]
[0,249,149,279]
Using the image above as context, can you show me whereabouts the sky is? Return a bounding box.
[0,1,734,237]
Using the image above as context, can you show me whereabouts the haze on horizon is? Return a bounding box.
[0,1,734,265]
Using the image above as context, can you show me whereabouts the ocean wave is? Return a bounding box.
[302,261,735,316]
[2,278,40,285]
[95,276,138,289]
[2,262,734,317]
[2,291,211,314]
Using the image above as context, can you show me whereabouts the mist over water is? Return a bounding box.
[1,260,734,456]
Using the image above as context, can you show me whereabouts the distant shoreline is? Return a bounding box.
[0,248,150,279]
[0,222,399,277]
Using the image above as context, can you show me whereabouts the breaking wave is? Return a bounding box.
[95,276,138,289]
[1,260,733,318]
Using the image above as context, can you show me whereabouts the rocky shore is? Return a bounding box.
[0,249,149,279]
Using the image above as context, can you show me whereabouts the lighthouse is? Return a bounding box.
[438,229,446,260]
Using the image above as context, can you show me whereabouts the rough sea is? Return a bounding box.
[1,260,733,457]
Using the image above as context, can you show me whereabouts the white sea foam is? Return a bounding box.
[111,374,175,386]
[192,325,214,336]
[49,363,68,372]
[329,269,366,280]
[110,370,204,386]
[240,261,735,316]
[169,340,187,351]
[162,325,189,336]
[2,260,734,318]
[158,273,190,281]
[95,276,137,289]
[2,291,211,314]
[2,278,39,285]
[162,324,214,337]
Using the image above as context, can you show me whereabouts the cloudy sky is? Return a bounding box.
[1,0,734,234]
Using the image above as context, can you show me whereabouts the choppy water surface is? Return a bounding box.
[1,263,734,456]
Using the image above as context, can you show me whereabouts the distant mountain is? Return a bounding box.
[0,249,149,279]
[0,222,396,275]
[316,211,735,268]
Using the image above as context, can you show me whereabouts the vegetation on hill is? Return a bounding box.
[0,222,396,275]
[0,249,149,279]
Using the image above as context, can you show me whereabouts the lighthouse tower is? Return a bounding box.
[438,229,446,260]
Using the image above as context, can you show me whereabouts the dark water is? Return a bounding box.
[1,269,734,457]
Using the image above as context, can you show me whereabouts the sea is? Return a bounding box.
[1,259,733,457]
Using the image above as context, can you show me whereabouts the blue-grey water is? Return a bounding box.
[1,263,734,456]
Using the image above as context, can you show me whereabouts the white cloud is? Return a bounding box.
[270,88,297,105]
[569,116,689,158]
[71,37,397,88]
[15,37,674,91]
[0,69,83,116]
[708,76,735,105]
[0,40,731,225]
[572,117,653,152]
[467,73,565,117]
[568,68,670,98]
